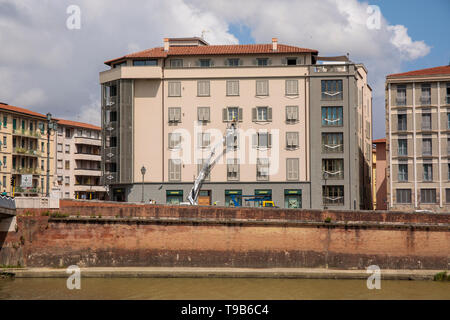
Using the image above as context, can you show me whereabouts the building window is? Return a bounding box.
[397,114,407,131]
[448,163,450,180]
[286,57,298,65]
[421,111,431,130]
[65,160,70,170]
[65,128,71,138]
[41,160,44,170]
[286,158,299,181]
[2,156,6,168]
[256,158,269,181]
[226,80,239,96]
[57,160,63,169]
[253,106,272,122]
[448,138,450,155]
[168,133,181,150]
[398,139,407,156]
[57,143,62,152]
[65,144,70,154]
[422,138,432,156]
[396,85,406,106]
[2,116,6,128]
[57,176,63,185]
[197,132,210,148]
[322,186,344,205]
[225,131,239,150]
[197,107,210,122]
[109,136,117,147]
[226,58,240,66]
[323,159,344,180]
[286,106,298,122]
[166,190,183,205]
[256,80,269,96]
[284,190,302,208]
[41,142,45,152]
[423,163,433,181]
[447,83,450,104]
[197,80,210,96]
[420,83,431,105]
[322,133,343,153]
[168,82,181,97]
[285,80,299,95]
[321,80,343,100]
[446,188,450,203]
[225,190,242,207]
[65,176,70,185]
[168,107,182,123]
[132,59,157,66]
[398,164,408,182]
[197,159,210,181]
[2,176,6,187]
[322,106,343,126]
[109,111,117,122]
[253,132,272,149]
[2,136,6,147]
[168,159,181,181]
[223,107,242,122]
[396,189,411,204]
[227,159,239,181]
[420,188,436,204]
[170,59,183,68]
[257,58,268,66]
[199,59,211,67]
[286,132,299,149]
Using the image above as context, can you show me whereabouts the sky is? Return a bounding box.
[0,0,449,139]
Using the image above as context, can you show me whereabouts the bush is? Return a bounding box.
[433,271,450,282]
[50,212,69,218]
[324,217,332,223]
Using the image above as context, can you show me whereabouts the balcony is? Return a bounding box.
[74,137,101,146]
[12,129,42,139]
[100,66,163,83]
[74,168,102,176]
[13,147,41,157]
[12,167,41,175]
[74,153,101,161]
[103,172,118,184]
[322,144,344,153]
[313,65,348,73]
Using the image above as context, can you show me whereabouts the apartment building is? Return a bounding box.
[100,37,372,209]
[0,103,55,196]
[386,65,450,212]
[54,119,106,200]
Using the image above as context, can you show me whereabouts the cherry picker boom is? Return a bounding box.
[187,119,238,205]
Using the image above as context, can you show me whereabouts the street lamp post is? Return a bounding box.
[141,166,146,203]
[46,113,57,197]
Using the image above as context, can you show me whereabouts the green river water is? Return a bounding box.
[0,278,448,300]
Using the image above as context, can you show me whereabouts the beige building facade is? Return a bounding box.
[0,103,55,196]
[386,65,450,212]
[54,119,106,200]
[100,37,373,209]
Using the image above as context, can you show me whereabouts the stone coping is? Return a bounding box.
[1,267,446,280]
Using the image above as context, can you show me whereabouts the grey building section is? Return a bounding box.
[308,64,370,210]
[125,182,311,208]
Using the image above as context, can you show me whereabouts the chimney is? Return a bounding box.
[272,38,278,51]
[164,38,169,52]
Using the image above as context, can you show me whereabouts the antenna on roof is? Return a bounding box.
[201,30,209,39]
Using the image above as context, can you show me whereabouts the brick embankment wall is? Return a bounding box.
[0,200,448,269]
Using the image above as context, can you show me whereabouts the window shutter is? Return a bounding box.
[197,108,202,121]
[282,58,287,65]
[267,107,272,122]
[239,59,243,66]
[205,107,210,122]
[293,132,299,147]
[197,133,202,148]
[175,108,181,122]
[252,108,257,122]
[293,159,299,180]
[238,108,243,122]
[227,81,232,95]
[195,60,200,66]
[210,60,214,66]
[223,108,228,122]
[175,161,181,180]
[176,82,181,96]
[268,134,272,148]
[293,106,298,121]
[286,106,292,121]
[169,133,173,148]
[287,159,292,180]
[169,160,174,180]
[252,59,257,65]
[286,132,292,147]
[224,59,228,66]
[268,59,272,65]
[252,134,258,148]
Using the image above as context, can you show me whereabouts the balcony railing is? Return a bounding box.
[12,129,42,138]
[313,65,348,73]
[322,144,344,153]
[13,147,41,157]
[322,196,344,205]
[12,167,41,174]
[322,170,344,180]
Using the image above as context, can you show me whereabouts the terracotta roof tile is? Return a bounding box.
[0,103,47,119]
[387,65,450,78]
[105,43,318,65]
[55,118,101,131]
[373,138,386,144]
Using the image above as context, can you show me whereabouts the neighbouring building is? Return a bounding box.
[100,37,373,209]
[54,119,106,200]
[0,102,56,196]
[386,65,450,212]
[373,138,387,210]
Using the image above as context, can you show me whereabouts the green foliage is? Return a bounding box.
[433,271,450,282]
[49,212,69,218]
[41,211,50,216]
[324,217,332,223]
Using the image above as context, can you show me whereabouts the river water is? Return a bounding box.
[0,278,448,300]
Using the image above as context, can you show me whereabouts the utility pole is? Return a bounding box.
[45,113,57,197]
[141,166,146,203]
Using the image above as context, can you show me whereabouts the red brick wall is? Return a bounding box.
[1,209,449,269]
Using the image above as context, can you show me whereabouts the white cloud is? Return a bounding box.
[0,0,430,138]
